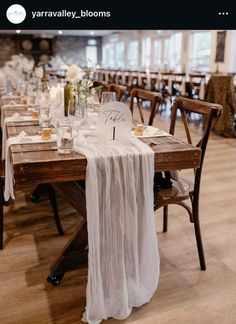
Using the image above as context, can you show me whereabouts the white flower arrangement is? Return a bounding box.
[65,63,99,104]
[22,59,34,74]
[66,64,85,84]
[6,54,35,76]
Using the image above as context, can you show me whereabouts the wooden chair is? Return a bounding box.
[93,82,127,102]
[107,83,127,101]
[154,97,222,270]
[172,73,186,97]
[130,88,162,125]
[188,74,206,100]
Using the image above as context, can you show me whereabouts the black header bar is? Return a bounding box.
[0,0,236,29]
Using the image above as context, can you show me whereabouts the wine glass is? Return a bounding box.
[101,91,116,104]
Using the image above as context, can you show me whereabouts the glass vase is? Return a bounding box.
[64,81,74,116]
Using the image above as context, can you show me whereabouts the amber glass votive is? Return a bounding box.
[134,124,144,136]
[41,127,52,140]
[32,109,39,120]
[20,97,28,105]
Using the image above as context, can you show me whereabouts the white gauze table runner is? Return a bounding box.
[74,134,160,323]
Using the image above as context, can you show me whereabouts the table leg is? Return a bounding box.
[47,181,88,286]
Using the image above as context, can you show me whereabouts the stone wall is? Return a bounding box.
[0,34,102,67]
[53,36,102,66]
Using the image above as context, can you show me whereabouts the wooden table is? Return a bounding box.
[5,116,201,285]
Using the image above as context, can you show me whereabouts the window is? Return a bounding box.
[102,44,115,68]
[163,38,170,69]
[189,32,211,72]
[86,46,97,67]
[127,41,138,68]
[88,39,97,46]
[153,40,162,68]
[115,42,125,68]
[163,33,182,71]
[102,42,125,68]
[169,33,182,71]
[142,38,151,68]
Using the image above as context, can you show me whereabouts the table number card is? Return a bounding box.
[97,101,132,144]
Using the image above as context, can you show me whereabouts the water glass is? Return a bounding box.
[39,107,51,128]
[32,104,39,120]
[56,118,73,154]
[101,91,116,104]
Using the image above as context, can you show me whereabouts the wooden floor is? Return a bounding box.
[1,104,236,323]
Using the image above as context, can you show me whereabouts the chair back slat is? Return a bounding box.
[180,109,192,145]
[92,81,126,102]
[130,88,162,125]
[108,84,127,101]
[169,97,222,206]
[170,97,222,183]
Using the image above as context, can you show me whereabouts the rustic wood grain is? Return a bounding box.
[5,123,201,185]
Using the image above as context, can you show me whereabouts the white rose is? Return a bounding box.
[66,64,85,83]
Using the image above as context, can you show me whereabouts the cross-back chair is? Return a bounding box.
[154,97,222,270]
[93,82,127,102]
[107,83,127,101]
[188,74,206,100]
[130,88,162,126]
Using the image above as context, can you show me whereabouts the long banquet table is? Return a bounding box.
[4,110,201,284]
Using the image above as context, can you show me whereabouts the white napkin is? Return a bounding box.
[132,125,170,138]
[1,102,27,128]
[74,135,159,324]
[1,96,21,108]
[4,131,57,201]
[2,113,34,160]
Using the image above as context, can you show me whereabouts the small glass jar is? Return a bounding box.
[41,127,52,140]
[56,118,73,154]
[134,123,144,136]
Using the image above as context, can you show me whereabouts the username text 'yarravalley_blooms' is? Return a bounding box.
[31,10,111,19]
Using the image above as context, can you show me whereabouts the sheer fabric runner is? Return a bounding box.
[74,136,159,323]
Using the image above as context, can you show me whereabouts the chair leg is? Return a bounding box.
[0,181,4,249]
[48,185,64,236]
[193,215,206,270]
[163,205,168,232]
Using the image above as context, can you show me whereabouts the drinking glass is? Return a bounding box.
[56,118,73,154]
[101,91,116,104]
[39,94,51,128]
[32,104,39,120]
[39,107,51,128]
